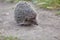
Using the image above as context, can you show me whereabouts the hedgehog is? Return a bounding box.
[14,1,38,26]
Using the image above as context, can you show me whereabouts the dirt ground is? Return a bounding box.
[0,2,60,40]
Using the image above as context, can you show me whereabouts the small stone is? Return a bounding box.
[5,12,10,16]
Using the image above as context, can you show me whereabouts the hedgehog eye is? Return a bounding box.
[25,18,28,21]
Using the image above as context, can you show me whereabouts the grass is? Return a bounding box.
[32,0,60,9]
[0,35,21,40]
[55,11,60,16]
